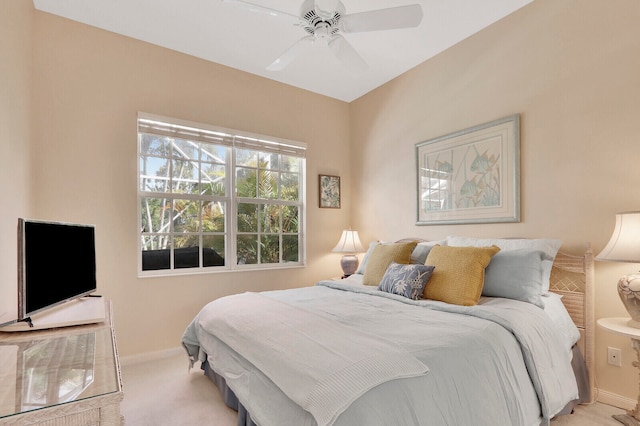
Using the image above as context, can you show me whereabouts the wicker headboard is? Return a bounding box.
[549,243,595,403]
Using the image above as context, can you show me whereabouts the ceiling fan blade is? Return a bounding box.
[223,0,304,25]
[266,36,315,71]
[314,0,340,20]
[327,35,368,73]
[340,4,423,33]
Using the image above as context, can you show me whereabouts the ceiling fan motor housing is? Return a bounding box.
[300,0,345,38]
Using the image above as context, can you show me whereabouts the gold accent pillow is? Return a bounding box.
[423,245,500,306]
[362,241,418,286]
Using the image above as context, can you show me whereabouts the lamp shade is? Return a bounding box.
[332,230,364,254]
[596,211,640,262]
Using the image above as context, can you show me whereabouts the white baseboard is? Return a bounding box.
[120,346,184,367]
[597,389,636,411]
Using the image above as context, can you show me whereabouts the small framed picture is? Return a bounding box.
[319,175,341,209]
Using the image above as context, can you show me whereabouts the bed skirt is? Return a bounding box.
[201,344,591,425]
[202,361,258,426]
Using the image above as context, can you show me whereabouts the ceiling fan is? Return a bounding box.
[223,0,423,72]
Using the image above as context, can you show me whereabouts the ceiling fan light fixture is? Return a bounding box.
[314,21,332,39]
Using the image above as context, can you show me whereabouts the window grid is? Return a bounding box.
[138,114,305,276]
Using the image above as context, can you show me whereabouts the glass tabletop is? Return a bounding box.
[0,327,119,418]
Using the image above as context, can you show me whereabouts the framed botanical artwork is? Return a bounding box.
[415,114,520,225]
[319,174,341,209]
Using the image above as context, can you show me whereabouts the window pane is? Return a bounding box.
[174,234,199,249]
[173,199,200,233]
[237,235,258,265]
[236,168,257,198]
[261,204,280,233]
[141,235,171,270]
[201,163,226,196]
[139,156,170,192]
[172,159,199,194]
[258,170,277,199]
[280,155,299,172]
[237,203,258,232]
[140,134,170,157]
[202,201,225,232]
[260,152,279,170]
[200,143,226,163]
[236,148,257,167]
[203,235,225,267]
[173,139,199,160]
[282,235,299,262]
[261,235,280,264]
[280,172,299,201]
[141,198,171,233]
[140,234,170,251]
[282,205,299,233]
[174,236,200,269]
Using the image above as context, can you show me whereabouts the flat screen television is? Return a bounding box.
[18,218,97,321]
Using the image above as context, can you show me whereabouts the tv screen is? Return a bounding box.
[18,219,97,319]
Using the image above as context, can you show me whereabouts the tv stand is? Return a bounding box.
[0,297,106,332]
[0,300,123,425]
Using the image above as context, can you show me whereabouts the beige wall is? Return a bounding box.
[27,10,352,356]
[350,0,640,407]
[4,0,639,408]
[0,1,33,322]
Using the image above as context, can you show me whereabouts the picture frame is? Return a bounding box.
[415,114,520,225]
[319,174,341,209]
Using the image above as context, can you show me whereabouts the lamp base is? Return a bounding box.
[339,254,360,277]
[618,274,640,327]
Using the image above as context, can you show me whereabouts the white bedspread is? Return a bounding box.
[183,278,578,426]
[195,292,428,426]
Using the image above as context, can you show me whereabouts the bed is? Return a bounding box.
[182,237,595,426]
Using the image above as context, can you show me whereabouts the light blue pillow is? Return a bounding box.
[359,240,445,274]
[378,262,435,300]
[483,249,546,308]
[410,241,445,264]
[446,236,562,293]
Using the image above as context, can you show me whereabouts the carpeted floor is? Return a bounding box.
[121,347,627,425]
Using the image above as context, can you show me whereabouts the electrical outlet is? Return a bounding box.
[608,347,622,367]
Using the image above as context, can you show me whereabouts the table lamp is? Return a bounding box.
[596,211,640,328]
[332,229,364,278]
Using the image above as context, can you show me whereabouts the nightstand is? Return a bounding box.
[597,317,640,426]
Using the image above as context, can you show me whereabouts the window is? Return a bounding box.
[137,113,306,275]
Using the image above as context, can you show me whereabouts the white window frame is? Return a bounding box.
[137,112,306,277]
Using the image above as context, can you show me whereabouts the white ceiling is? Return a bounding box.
[32,0,534,102]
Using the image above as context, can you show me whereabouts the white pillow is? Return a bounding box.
[446,236,562,293]
[355,242,378,275]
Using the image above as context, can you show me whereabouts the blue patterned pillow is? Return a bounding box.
[378,262,435,300]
